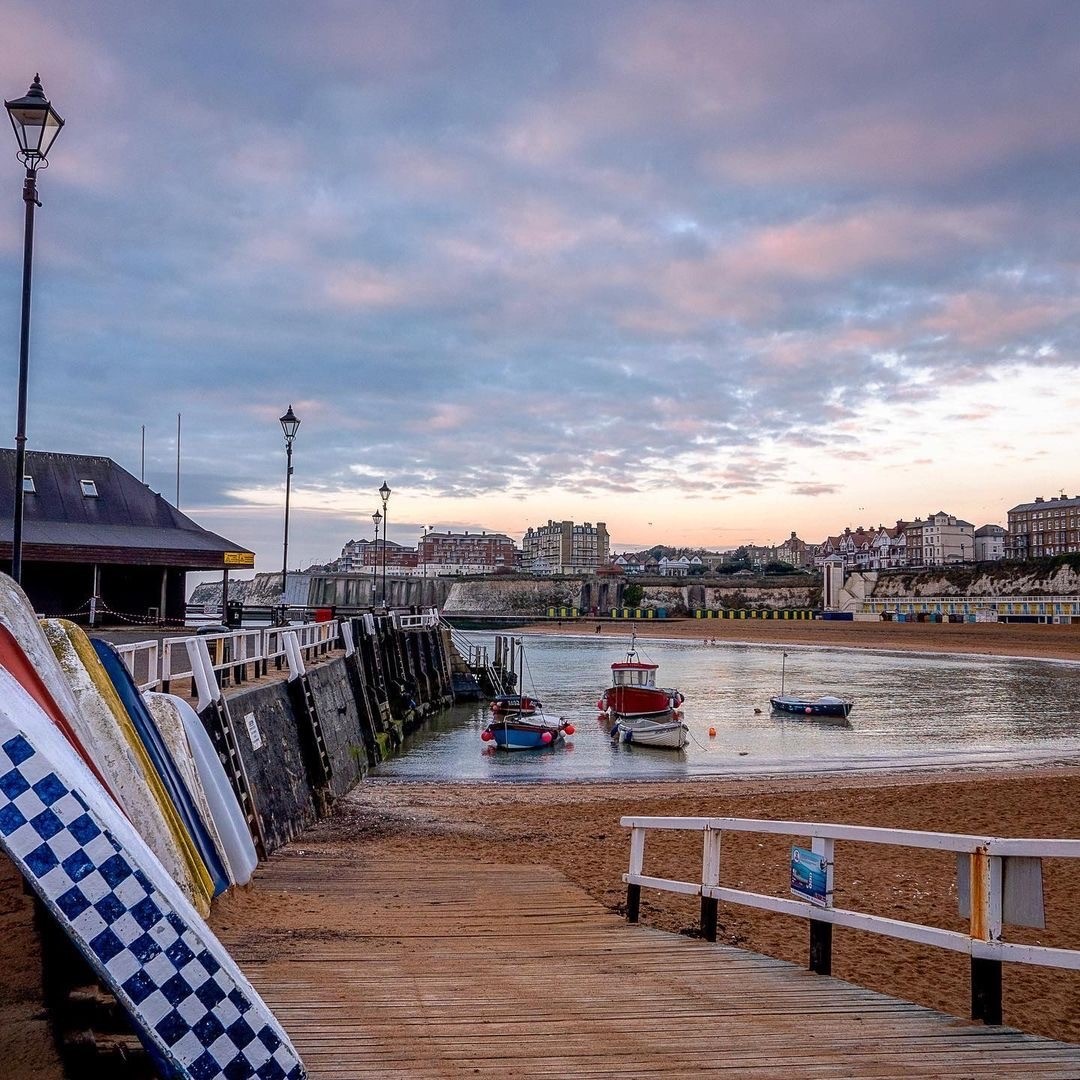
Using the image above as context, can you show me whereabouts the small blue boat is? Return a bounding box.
[482,714,573,750]
[770,694,853,719]
[770,652,853,719]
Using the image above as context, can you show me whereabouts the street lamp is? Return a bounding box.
[371,510,382,608]
[379,481,391,606]
[5,75,63,585]
[279,405,300,617]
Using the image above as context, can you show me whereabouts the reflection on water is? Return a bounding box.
[372,632,1080,782]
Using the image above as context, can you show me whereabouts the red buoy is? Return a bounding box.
[481,729,493,741]
[564,723,576,735]
[541,731,553,744]
[805,707,812,714]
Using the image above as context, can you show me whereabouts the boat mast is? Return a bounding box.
[781,651,787,695]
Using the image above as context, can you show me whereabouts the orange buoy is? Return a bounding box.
[708,726,716,737]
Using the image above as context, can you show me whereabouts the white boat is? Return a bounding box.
[612,715,689,749]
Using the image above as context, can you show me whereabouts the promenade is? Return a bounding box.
[214,843,1080,1078]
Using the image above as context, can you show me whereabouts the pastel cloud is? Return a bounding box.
[2,1,1079,570]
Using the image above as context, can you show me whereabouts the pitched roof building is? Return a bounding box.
[1,450,253,623]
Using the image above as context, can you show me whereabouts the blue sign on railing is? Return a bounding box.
[791,846,829,907]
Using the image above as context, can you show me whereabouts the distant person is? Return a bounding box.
[596,623,602,634]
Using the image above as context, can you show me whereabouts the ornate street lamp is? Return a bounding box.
[371,510,382,607]
[5,75,63,585]
[379,481,391,606]
[279,406,300,617]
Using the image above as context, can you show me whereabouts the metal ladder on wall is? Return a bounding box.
[283,632,333,785]
[187,638,267,859]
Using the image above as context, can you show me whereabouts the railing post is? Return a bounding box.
[809,836,834,976]
[627,826,645,923]
[700,825,721,942]
[970,846,1003,1024]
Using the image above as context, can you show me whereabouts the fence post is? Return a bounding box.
[970,846,1003,1024]
[700,825,721,942]
[809,836,834,976]
[627,826,645,923]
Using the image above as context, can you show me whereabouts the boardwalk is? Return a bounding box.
[216,849,1080,1078]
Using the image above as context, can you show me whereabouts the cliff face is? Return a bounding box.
[869,562,1080,598]
[442,579,582,614]
[189,572,284,607]
[187,561,1079,615]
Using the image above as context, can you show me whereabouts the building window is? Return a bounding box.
[22,475,35,493]
[80,479,99,497]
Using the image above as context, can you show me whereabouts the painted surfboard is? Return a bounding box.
[93,638,230,898]
[0,623,115,799]
[40,618,215,916]
[0,578,212,914]
[146,693,257,888]
[0,665,306,1079]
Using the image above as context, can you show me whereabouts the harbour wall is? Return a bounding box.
[205,615,456,854]
[190,559,1080,622]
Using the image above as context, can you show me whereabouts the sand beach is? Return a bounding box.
[242,617,1080,1045]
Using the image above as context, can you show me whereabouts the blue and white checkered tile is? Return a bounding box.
[0,730,305,1080]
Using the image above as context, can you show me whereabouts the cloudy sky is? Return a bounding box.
[2,2,1078,570]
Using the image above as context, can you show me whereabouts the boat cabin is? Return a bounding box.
[610,662,658,688]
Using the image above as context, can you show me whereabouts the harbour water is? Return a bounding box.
[373,632,1080,781]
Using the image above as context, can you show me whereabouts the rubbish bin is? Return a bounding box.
[225,600,244,628]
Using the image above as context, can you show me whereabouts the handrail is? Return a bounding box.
[113,639,160,693]
[621,814,1080,1025]
[113,620,341,693]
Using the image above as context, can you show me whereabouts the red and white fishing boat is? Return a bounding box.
[597,630,684,721]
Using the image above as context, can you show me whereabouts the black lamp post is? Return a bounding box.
[371,510,381,608]
[5,75,63,586]
[379,480,391,606]
[279,405,300,616]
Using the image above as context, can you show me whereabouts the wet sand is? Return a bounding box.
[529,615,1080,662]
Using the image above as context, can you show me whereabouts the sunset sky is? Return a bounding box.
[2,2,1078,570]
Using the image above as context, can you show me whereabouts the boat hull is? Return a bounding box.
[601,685,682,719]
[490,694,539,716]
[613,717,689,749]
[770,695,853,719]
[484,718,566,750]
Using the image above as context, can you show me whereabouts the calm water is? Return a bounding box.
[372,632,1080,781]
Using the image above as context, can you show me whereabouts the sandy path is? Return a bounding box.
[525,616,1080,662]
[278,764,1080,1047]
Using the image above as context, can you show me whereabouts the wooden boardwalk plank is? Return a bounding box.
[214,850,1080,1079]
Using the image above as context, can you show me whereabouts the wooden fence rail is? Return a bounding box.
[621,814,1080,1027]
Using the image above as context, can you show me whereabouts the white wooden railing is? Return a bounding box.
[621,815,1080,1024]
[114,620,341,692]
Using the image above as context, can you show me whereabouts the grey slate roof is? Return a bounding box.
[0,450,253,568]
[1009,496,1080,513]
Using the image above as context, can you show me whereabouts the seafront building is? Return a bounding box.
[418,530,516,575]
[1006,494,1080,559]
[522,519,610,574]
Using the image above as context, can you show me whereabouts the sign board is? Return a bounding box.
[243,712,263,751]
[224,551,255,567]
[791,846,829,907]
[956,854,1045,929]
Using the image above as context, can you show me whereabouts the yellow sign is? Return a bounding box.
[223,551,254,567]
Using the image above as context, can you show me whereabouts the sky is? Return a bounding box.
[2,1,1079,572]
